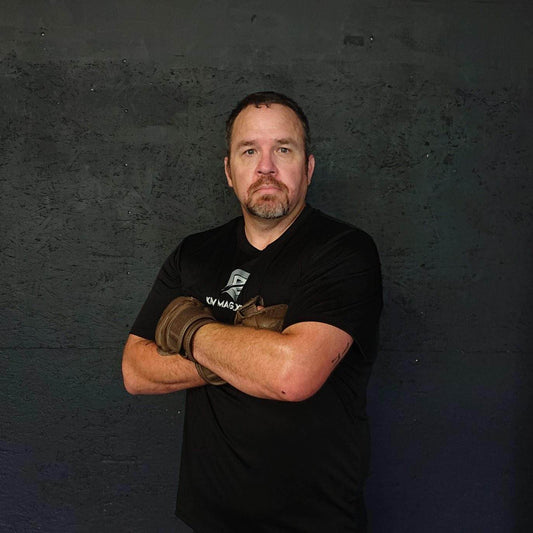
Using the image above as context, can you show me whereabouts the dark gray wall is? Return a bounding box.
[1,1,531,531]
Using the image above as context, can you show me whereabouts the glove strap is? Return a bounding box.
[195,362,226,386]
[182,316,216,361]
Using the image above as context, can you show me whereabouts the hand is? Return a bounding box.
[234,296,288,331]
[155,296,216,360]
[155,296,227,386]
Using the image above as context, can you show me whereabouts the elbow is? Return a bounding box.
[122,363,141,395]
[121,348,144,395]
[123,376,141,396]
[274,364,325,402]
[277,388,317,403]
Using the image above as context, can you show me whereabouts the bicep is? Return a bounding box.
[283,232,382,361]
[130,246,184,341]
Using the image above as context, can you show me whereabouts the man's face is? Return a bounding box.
[224,103,315,220]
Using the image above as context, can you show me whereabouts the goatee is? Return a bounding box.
[245,195,289,219]
[245,177,290,219]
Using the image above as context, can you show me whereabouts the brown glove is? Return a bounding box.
[155,296,226,386]
[234,296,288,332]
[155,296,216,360]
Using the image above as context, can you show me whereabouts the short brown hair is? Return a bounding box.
[225,91,311,159]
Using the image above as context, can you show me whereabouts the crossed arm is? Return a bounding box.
[122,321,352,401]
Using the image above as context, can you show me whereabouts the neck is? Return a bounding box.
[242,203,306,250]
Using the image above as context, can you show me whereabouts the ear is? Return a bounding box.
[306,154,315,185]
[224,156,233,188]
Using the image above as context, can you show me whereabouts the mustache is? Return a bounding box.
[248,177,288,195]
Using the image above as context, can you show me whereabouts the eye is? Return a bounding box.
[243,148,256,156]
[278,147,290,153]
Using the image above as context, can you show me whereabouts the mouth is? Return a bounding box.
[249,179,286,196]
[254,185,281,194]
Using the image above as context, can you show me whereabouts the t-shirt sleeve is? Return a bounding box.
[283,229,382,358]
[129,244,184,341]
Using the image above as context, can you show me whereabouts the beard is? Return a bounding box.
[245,178,290,219]
[245,194,290,219]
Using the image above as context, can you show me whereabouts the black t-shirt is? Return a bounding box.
[131,206,382,533]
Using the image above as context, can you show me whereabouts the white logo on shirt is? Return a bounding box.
[221,268,250,301]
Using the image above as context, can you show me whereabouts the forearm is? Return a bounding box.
[122,334,206,395]
[192,322,338,401]
[192,323,289,399]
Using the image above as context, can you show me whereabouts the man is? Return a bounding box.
[122,91,382,532]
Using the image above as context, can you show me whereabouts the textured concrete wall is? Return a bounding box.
[1,1,531,531]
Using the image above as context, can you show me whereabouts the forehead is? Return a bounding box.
[230,104,305,147]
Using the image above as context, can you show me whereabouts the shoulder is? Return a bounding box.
[180,217,242,255]
[159,217,241,272]
[302,207,380,265]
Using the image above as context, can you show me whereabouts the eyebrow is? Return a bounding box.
[275,138,297,145]
[235,140,257,149]
[234,138,297,149]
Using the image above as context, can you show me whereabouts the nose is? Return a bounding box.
[256,150,276,175]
